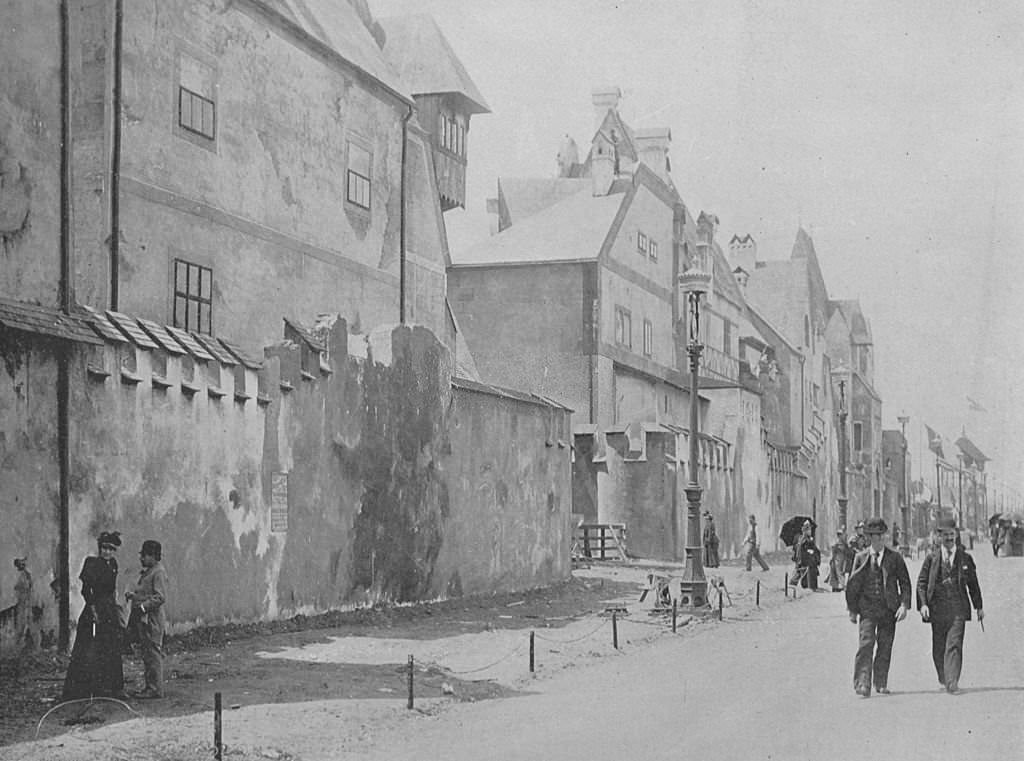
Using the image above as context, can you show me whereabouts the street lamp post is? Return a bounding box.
[897,415,910,552]
[677,267,712,611]
[957,454,964,530]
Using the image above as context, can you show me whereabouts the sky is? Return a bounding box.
[371,0,1024,499]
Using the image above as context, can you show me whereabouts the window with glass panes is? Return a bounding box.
[173,259,213,334]
[346,142,371,209]
[178,86,216,140]
[643,319,653,356]
[614,306,632,348]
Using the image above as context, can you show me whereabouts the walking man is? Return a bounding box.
[917,517,984,695]
[127,539,168,699]
[845,517,911,698]
[743,514,770,572]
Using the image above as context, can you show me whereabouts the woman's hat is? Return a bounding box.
[97,531,122,548]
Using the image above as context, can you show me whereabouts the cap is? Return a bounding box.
[863,517,888,534]
[140,539,162,559]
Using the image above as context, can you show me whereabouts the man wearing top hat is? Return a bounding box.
[127,539,168,699]
[845,517,912,697]
[916,517,984,695]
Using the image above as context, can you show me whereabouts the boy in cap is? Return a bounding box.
[916,517,984,695]
[845,517,912,697]
[127,539,168,698]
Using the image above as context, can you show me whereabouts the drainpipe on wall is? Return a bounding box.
[58,0,74,653]
[398,104,413,324]
[109,0,123,310]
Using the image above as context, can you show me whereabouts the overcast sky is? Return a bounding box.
[372,0,1024,496]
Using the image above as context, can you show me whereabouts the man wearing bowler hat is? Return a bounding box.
[917,517,984,695]
[845,517,912,697]
[127,539,168,698]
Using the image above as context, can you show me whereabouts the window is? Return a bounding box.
[178,86,216,140]
[723,320,732,355]
[440,112,466,157]
[643,319,653,356]
[347,142,371,210]
[614,306,632,349]
[637,231,648,254]
[649,239,658,261]
[173,259,212,334]
[853,421,863,452]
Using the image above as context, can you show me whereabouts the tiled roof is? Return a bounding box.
[257,0,409,100]
[0,297,102,345]
[378,15,489,113]
[829,299,872,343]
[106,311,160,350]
[165,326,216,361]
[450,184,625,267]
[452,376,573,411]
[498,177,589,227]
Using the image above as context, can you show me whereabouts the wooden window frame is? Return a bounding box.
[172,259,213,335]
[637,231,648,254]
[614,306,632,349]
[178,85,216,141]
[346,141,372,210]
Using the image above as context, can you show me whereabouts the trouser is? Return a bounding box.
[138,619,164,695]
[930,617,966,689]
[853,615,896,693]
[745,544,769,571]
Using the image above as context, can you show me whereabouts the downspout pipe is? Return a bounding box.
[398,105,413,324]
[58,0,74,653]
[109,0,123,310]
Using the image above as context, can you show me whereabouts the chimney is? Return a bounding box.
[556,134,579,178]
[634,128,671,184]
[592,86,621,130]
[697,212,719,248]
[729,233,757,280]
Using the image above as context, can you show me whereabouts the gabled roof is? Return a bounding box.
[256,0,409,100]
[828,299,872,344]
[498,177,590,227]
[450,184,625,267]
[710,241,746,309]
[591,110,637,162]
[377,14,490,114]
[791,227,817,260]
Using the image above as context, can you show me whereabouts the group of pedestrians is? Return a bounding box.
[846,516,983,698]
[61,531,169,702]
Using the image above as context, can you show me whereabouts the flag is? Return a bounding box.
[966,396,987,413]
[925,424,945,459]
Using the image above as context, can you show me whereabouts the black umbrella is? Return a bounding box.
[989,513,1003,526]
[780,516,816,547]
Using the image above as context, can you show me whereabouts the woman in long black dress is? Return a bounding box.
[62,531,127,700]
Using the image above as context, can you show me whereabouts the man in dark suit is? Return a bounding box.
[845,517,912,698]
[917,517,984,695]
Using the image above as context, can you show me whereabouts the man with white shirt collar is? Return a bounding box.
[916,516,984,695]
[845,517,912,698]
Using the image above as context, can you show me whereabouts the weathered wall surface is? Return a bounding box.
[0,1,62,305]
[0,331,62,651]
[0,318,571,655]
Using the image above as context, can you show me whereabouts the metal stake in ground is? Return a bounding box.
[407,655,414,710]
[529,631,535,673]
[672,598,678,633]
[612,612,619,649]
[756,579,761,606]
[214,691,222,761]
[784,573,789,597]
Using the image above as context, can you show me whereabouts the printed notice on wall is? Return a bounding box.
[271,472,288,532]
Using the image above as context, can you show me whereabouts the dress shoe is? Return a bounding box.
[855,689,870,698]
[131,689,164,700]
[876,687,890,695]
[946,684,961,695]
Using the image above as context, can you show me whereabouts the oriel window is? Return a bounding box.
[173,259,213,335]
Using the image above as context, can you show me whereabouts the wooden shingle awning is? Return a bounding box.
[0,297,102,345]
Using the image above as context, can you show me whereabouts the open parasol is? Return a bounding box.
[780,516,816,547]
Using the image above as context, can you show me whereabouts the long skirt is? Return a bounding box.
[62,603,125,700]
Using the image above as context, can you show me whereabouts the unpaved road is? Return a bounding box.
[4,551,1020,760]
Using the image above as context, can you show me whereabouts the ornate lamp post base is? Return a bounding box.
[678,484,709,611]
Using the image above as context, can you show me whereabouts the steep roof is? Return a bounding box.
[498,177,590,227]
[258,0,409,99]
[710,242,746,309]
[742,259,799,337]
[828,299,873,344]
[377,14,490,114]
[450,184,625,267]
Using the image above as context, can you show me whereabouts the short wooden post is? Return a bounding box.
[672,598,678,633]
[407,654,414,709]
[784,573,789,597]
[756,579,761,606]
[214,691,222,761]
[717,588,723,620]
[612,612,618,649]
[529,631,535,673]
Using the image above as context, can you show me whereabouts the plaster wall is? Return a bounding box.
[0,0,63,306]
[0,319,571,655]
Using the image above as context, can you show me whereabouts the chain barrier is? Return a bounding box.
[435,640,527,675]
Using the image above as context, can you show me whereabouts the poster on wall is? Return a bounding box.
[271,472,289,532]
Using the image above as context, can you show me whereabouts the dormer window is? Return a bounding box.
[440,111,466,158]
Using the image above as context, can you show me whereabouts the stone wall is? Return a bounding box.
[0,316,571,655]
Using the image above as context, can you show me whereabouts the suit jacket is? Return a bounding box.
[845,546,911,616]
[130,561,168,633]
[916,548,982,621]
